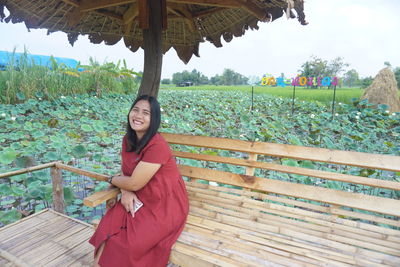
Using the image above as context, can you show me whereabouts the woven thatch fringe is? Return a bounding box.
[163,44,172,54]
[124,36,142,53]
[88,33,103,44]
[86,32,121,45]
[268,7,284,22]
[222,32,233,43]
[174,44,199,64]
[205,35,222,48]
[231,24,245,37]
[0,0,307,63]
[102,34,122,45]
[67,32,79,46]
[361,68,400,112]
[247,18,259,30]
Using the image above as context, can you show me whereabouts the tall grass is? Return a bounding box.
[0,51,139,104]
[161,84,364,104]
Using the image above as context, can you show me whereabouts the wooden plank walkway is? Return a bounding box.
[0,209,94,267]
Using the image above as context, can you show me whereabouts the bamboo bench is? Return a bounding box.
[84,132,400,266]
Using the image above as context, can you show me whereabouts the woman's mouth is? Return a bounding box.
[132,120,143,126]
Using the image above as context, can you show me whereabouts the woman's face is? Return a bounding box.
[129,100,151,137]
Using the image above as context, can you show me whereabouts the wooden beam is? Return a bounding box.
[171,151,400,190]
[62,0,79,7]
[169,0,240,8]
[123,2,139,24]
[83,188,120,207]
[139,0,149,29]
[162,0,168,30]
[167,3,196,32]
[95,10,124,22]
[161,133,400,172]
[193,7,226,18]
[79,0,135,12]
[66,8,86,27]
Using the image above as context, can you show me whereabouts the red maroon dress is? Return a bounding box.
[89,133,189,267]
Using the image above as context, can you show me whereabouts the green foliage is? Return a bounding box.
[161,78,171,84]
[342,69,360,87]
[298,56,349,87]
[0,52,139,104]
[360,76,373,88]
[210,68,248,85]
[0,209,22,225]
[172,69,208,86]
[170,68,249,86]
[394,67,400,90]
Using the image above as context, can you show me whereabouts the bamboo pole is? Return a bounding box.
[0,162,58,179]
[55,163,109,181]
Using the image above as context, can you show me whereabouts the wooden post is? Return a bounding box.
[137,0,164,98]
[51,167,65,214]
[244,153,258,192]
[245,153,258,176]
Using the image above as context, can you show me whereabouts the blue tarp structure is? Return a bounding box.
[0,51,79,70]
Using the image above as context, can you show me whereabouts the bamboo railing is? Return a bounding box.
[0,161,114,214]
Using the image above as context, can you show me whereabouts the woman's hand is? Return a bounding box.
[120,189,139,217]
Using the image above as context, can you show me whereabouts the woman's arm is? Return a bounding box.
[110,161,161,191]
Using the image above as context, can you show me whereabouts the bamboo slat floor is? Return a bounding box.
[0,209,94,267]
[2,181,400,266]
[0,209,181,267]
[169,181,400,267]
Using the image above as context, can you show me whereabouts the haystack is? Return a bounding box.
[361,68,400,112]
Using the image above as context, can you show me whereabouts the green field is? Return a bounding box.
[1,90,399,226]
[160,85,364,105]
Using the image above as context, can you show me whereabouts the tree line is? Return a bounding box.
[162,68,248,86]
[298,56,400,89]
[163,57,400,89]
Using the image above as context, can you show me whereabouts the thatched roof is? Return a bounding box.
[0,0,307,63]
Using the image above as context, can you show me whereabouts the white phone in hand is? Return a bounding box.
[134,199,143,212]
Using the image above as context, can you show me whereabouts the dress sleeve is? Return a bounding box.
[141,136,171,165]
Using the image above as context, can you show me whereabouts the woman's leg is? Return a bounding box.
[93,242,106,267]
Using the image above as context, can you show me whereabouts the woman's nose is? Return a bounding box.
[134,111,144,118]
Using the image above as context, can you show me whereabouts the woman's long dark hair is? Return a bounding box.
[126,95,161,153]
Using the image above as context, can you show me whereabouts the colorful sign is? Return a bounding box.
[261,76,338,87]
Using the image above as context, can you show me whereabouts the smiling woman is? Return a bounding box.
[89,95,189,267]
[129,100,151,139]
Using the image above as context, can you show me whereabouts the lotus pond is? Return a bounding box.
[0,90,399,226]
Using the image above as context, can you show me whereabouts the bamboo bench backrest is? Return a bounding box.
[161,132,400,228]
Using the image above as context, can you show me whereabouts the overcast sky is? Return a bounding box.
[1,0,399,79]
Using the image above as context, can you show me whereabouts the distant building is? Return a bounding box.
[177,81,194,87]
[0,51,79,70]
